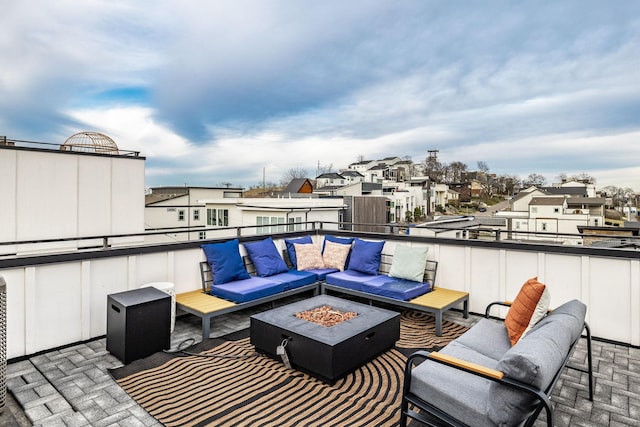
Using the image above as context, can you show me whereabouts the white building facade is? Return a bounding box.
[1,143,145,255]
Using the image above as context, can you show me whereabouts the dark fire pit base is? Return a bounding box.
[250,295,400,383]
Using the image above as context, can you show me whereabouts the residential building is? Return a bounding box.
[496,195,606,244]
[340,170,365,184]
[145,186,243,242]
[316,171,364,188]
[145,186,345,242]
[316,172,346,188]
[281,178,314,195]
[447,180,483,202]
[0,137,145,256]
[346,159,377,173]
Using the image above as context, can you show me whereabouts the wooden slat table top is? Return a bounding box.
[409,287,468,310]
[176,290,236,315]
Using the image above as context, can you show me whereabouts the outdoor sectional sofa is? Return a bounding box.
[400,280,594,427]
[175,234,469,339]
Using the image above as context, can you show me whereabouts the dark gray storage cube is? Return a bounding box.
[106,287,170,364]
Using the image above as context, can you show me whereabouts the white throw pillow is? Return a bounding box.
[388,245,428,282]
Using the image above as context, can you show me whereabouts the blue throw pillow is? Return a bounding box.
[284,235,313,268]
[201,239,251,285]
[322,235,354,251]
[244,237,289,277]
[347,238,385,275]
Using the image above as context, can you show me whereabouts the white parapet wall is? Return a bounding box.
[1,233,639,359]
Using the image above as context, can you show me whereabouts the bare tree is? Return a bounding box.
[423,153,444,182]
[316,162,334,177]
[496,174,521,196]
[280,167,308,186]
[601,186,636,208]
[523,173,547,187]
[476,161,490,174]
[444,161,468,182]
[568,173,596,184]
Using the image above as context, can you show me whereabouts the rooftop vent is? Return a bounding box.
[62,132,119,154]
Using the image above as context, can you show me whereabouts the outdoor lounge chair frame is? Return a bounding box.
[399,301,594,427]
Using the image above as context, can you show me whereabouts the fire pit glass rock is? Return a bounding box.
[295,305,358,327]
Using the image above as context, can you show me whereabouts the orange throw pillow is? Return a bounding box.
[504,277,551,346]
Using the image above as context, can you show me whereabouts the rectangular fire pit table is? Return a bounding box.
[250,295,400,383]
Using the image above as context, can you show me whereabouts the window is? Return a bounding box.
[594,219,599,226]
[531,207,538,213]
[515,221,520,230]
[554,208,559,213]
[207,209,229,226]
[199,231,206,240]
[193,209,200,221]
[541,223,547,231]
[178,210,185,221]
[272,217,285,233]
[287,217,303,232]
[257,216,270,234]
[257,216,285,233]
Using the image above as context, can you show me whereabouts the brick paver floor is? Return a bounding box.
[5,298,640,426]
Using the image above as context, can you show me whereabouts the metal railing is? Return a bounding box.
[0,138,141,157]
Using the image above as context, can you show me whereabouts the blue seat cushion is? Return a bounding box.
[325,270,376,291]
[209,277,284,303]
[360,276,432,301]
[306,268,339,281]
[266,270,317,290]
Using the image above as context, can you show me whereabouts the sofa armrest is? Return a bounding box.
[484,300,512,318]
[429,352,505,380]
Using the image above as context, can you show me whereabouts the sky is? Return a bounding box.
[2,1,640,191]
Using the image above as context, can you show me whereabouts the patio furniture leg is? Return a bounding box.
[202,315,211,341]
[435,311,443,336]
[463,298,469,318]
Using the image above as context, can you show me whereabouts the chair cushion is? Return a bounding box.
[209,276,284,303]
[304,268,340,281]
[325,270,376,291]
[265,270,317,290]
[454,318,512,361]
[244,237,289,277]
[201,239,251,285]
[360,276,431,301]
[284,235,313,268]
[294,243,325,271]
[322,240,351,271]
[410,341,498,427]
[347,238,385,275]
[504,277,551,345]
[488,319,574,425]
[530,299,586,343]
[388,244,428,282]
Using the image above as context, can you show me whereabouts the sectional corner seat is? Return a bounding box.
[176,237,322,340]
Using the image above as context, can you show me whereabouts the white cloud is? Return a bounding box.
[3,1,640,191]
[66,106,192,157]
